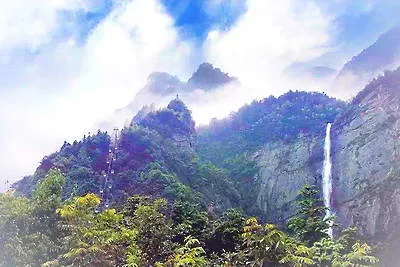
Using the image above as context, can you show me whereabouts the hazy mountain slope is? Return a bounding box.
[332,26,400,99]
[98,63,240,130]
[285,62,337,80]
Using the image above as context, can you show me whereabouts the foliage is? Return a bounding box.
[0,169,66,266]
[241,217,314,266]
[159,236,208,267]
[287,185,334,245]
[1,185,379,267]
[311,238,379,266]
[197,91,346,165]
[205,209,245,253]
[57,194,136,266]
[131,198,173,265]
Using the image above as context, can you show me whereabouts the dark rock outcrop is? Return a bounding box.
[186,63,238,91]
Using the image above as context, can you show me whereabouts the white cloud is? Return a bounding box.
[204,0,332,99]
[0,0,194,191]
[0,0,94,62]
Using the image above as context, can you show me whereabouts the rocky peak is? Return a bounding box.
[186,62,237,90]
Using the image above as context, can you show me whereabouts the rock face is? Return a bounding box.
[331,69,400,266]
[250,69,400,265]
[254,137,324,224]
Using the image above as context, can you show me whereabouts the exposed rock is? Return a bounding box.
[254,137,324,224]
[332,68,400,266]
[186,62,238,91]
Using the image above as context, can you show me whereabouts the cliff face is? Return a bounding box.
[254,137,324,224]
[331,69,400,266]
[248,69,400,265]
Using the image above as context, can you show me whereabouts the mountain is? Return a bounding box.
[98,63,240,130]
[13,91,346,215]
[197,68,400,265]
[13,97,240,213]
[197,91,347,221]
[186,62,238,91]
[10,69,400,265]
[285,62,337,80]
[331,26,400,99]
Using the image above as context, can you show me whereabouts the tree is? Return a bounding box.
[172,199,209,244]
[241,217,313,266]
[206,208,245,253]
[159,236,208,267]
[287,185,333,245]
[310,229,379,267]
[0,194,35,266]
[128,198,174,265]
[57,193,137,266]
[0,169,66,266]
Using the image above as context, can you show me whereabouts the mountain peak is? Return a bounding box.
[186,62,237,90]
[146,72,184,96]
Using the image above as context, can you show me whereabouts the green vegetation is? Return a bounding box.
[12,98,239,215]
[0,173,378,266]
[197,91,346,166]
[196,91,347,217]
[12,92,346,220]
[4,93,372,266]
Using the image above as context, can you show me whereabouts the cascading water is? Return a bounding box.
[322,123,333,237]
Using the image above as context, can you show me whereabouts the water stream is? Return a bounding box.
[322,123,333,237]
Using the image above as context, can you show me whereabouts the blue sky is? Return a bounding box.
[162,0,247,41]
[56,0,400,55]
[1,0,400,191]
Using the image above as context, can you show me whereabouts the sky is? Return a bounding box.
[1,0,400,191]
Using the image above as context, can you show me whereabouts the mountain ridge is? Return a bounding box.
[331,25,400,99]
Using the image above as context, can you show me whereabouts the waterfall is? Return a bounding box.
[322,123,333,237]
